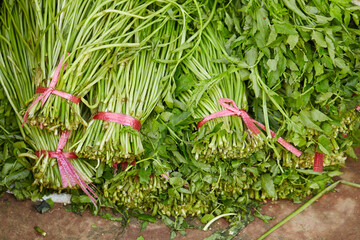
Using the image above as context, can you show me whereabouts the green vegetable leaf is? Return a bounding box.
[201,214,215,223]
[318,135,333,154]
[299,111,322,132]
[311,109,330,122]
[261,174,276,198]
[141,221,149,232]
[311,31,327,48]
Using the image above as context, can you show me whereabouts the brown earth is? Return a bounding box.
[1,148,359,240]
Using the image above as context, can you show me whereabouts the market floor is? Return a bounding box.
[1,148,359,240]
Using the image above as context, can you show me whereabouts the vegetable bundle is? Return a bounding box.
[73,17,188,164]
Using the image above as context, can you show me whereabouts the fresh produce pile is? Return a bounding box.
[1,0,360,235]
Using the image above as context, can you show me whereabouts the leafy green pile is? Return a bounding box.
[0,1,359,239]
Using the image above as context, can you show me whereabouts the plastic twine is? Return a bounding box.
[22,55,81,126]
[36,131,97,205]
[313,150,324,173]
[198,98,302,157]
[93,112,141,131]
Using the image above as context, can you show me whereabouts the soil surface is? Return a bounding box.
[1,148,359,240]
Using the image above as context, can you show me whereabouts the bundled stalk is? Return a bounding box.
[72,10,190,164]
[177,9,265,161]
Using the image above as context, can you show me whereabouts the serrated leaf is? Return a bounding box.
[286,34,299,50]
[169,177,186,188]
[311,31,327,48]
[245,47,258,66]
[299,111,323,132]
[201,214,214,223]
[311,109,331,122]
[261,174,276,198]
[274,22,298,35]
[318,135,333,154]
[267,59,277,72]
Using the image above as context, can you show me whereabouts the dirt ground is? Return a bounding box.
[1,148,359,240]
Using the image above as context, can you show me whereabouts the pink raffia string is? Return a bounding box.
[36,131,98,206]
[93,112,141,131]
[197,98,302,157]
[22,54,81,127]
[313,150,324,173]
[112,163,118,174]
[356,106,360,112]
[161,172,170,180]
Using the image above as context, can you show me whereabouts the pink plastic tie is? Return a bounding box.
[197,98,302,157]
[36,131,97,206]
[313,150,324,173]
[93,112,141,131]
[22,55,81,127]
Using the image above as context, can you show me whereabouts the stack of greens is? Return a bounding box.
[72,15,189,164]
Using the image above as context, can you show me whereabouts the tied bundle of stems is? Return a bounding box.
[23,0,177,132]
[72,10,190,164]
[0,2,97,190]
[178,17,264,161]
[30,129,97,190]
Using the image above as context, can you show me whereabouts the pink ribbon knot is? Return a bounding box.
[198,98,302,157]
[22,55,81,127]
[36,130,97,206]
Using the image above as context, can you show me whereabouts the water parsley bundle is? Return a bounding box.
[72,11,192,164]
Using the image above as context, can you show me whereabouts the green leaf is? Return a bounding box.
[141,221,149,232]
[245,47,258,66]
[296,169,321,175]
[299,111,323,132]
[172,151,188,164]
[245,167,259,177]
[286,34,299,50]
[201,214,214,224]
[139,166,152,184]
[96,162,105,179]
[254,211,275,223]
[169,177,186,188]
[313,61,324,76]
[311,109,331,122]
[274,22,298,35]
[267,25,278,45]
[318,135,333,154]
[175,74,195,96]
[133,213,156,223]
[261,174,276,198]
[308,182,320,189]
[345,147,357,159]
[13,141,26,149]
[169,112,191,126]
[225,12,234,32]
[102,212,123,221]
[327,170,343,177]
[315,92,333,103]
[178,187,191,194]
[136,236,145,240]
[45,198,54,209]
[160,112,173,122]
[267,59,277,72]
[311,31,327,48]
